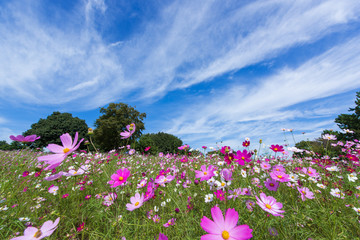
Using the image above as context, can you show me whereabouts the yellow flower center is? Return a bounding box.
[74,171,77,174]
[63,148,70,153]
[135,202,139,206]
[270,183,274,187]
[241,156,245,160]
[302,191,306,194]
[204,172,207,175]
[119,177,124,181]
[222,230,230,239]
[265,204,272,209]
[221,183,225,186]
[308,171,312,174]
[109,197,113,201]
[34,230,42,238]
[277,175,283,179]
[274,148,278,151]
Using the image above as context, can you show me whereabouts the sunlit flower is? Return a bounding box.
[195,165,215,181]
[126,193,144,211]
[297,187,314,201]
[38,132,84,170]
[323,134,336,140]
[10,218,60,240]
[270,145,284,153]
[120,123,136,139]
[10,134,40,143]
[108,168,131,188]
[200,205,253,240]
[256,193,285,217]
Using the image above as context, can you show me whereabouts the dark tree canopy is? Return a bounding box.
[93,103,146,152]
[23,111,88,148]
[335,91,360,141]
[137,132,183,154]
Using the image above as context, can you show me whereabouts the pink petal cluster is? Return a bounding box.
[297,187,314,201]
[10,134,40,143]
[126,193,144,211]
[11,218,60,240]
[195,165,215,181]
[200,206,253,240]
[269,171,290,182]
[120,123,136,139]
[108,168,131,188]
[269,144,284,153]
[256,193,285,217]
[38,132,83,170]
[234,149,252,165]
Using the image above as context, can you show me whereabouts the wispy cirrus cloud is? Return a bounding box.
[1,0,360,110]
[166,36,360,147]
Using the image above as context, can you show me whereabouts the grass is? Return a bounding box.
[1,141,360,239]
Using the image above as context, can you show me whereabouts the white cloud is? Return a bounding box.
[166,36,360,147]
[0,127,16,143]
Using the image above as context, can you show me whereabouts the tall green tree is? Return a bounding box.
[335,91,360,141]
[93,103,146,152]
[137,132,183,154]
[23,112,88,148]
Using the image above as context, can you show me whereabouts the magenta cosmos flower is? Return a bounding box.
[108,168,131,188]
[269,144,284,153]
[301,167,319,178]
[120,123,136,139]
[195,165,215,181]
[269,171,290,182]
[234,150,252,165]
[200,205,253,240]
[256,193,285,217]
[38,132,83,170]
[126,192,144,211]
[297,187,314,201]
[10,134,40,143]
[11,217,60,240]
[264,178,279,191]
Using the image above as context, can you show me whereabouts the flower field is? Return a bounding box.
[1,134,360,239]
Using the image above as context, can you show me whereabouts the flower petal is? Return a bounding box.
[201,234,223,240]
[60,133,72,148]
[47,144,65,154]
[200,216,221,235]
[229,225,253,240]
[224,208,238,230]
[211,206,225,230]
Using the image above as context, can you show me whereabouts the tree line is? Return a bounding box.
[1,103,183,153]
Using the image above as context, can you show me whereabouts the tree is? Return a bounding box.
[137,132,183,154]
[335,91,360,141]
[93,103,146,152]
[23,112,88,149]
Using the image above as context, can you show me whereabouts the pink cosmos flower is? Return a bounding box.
[163,218,176,228]
[157,232,168,240]
[120,123,136,139]
[38,132,84,170]
[10,134,40,143]
[126,193,144,211]
[10,217,60,240]
[200,205,253,240]
[137,179,147,188]
[269,171,290,182]
[178,144,189,150]
[224,153,235,165]
[195,165,215,181]
[220,168,232,181]
[260,162,271,170]
[48,185,59,195]
[103,193,117,206]
[155,175,175,186]
[297,187,314,201]
[234,150,252,165]
[256,193,285,217]
[269,144,284,153]
[108,168,130,188]
[220,146,232,154]
[214,189,226,201]
[301,167,319,178]
[264,178,279,191]
[272,165,286,172]
[43,171,66,181]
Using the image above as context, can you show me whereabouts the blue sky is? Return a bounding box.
[1,0,360,151]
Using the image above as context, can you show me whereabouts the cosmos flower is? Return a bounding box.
[120,123,136,139]
[234,150,252,165]
[10,218,60,240]
[220,146,232,154]
[126,193,144,211]
[220,168,233,181]
[322,134,336,140]
[242,140,250,147]
[269,171,290,182]
[297,187,314,201]
[269,145,284,153]
[264,178,279,191]
[38,132,84,170]
[200,206,253,240]
[157,232,168,240]
[108,168,131,188]
[302,167,319,178]
[195,165,215,181]
[163,218,176,228]
[256,193,285,217]
[10,134,40,143]
[260,162,271,170]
